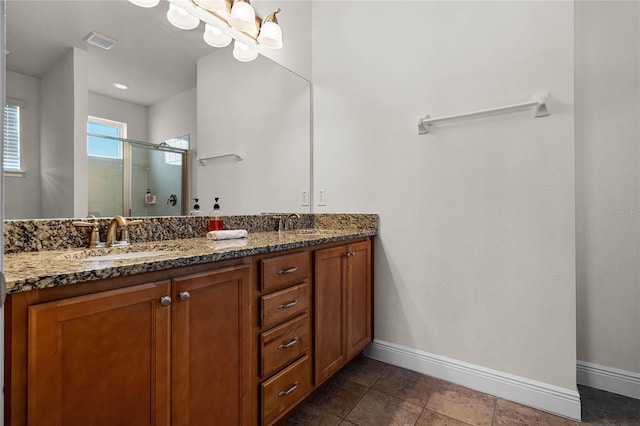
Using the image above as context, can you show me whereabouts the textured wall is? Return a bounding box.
[575,1,640,376]
[312,1,576,390]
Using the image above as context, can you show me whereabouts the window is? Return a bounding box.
[4,103,22,172]
[163,135,189,166]
[87,117,127,159]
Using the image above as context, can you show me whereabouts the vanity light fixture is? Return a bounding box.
[128,0,284,62]
[256,8,282,49]
[204,24,233,47]
[232,40,258,62]
[228,0,256,34]
[167,3,200,30]
[129,0,160,7]
[193,0,226,13]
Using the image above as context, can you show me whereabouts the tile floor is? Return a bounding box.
[282,356,640,426]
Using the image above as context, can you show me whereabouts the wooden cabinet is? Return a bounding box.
[25,265,250,426]
[314,240,372,385]
[171,266,251,426]
[257,252,312,426]
[28,282,172,426]
[8,238,373,426]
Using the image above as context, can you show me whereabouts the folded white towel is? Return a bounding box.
[206,229,248,240]
[208,239,248,250]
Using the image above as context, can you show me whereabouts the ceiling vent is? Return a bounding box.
[83,31,118,50]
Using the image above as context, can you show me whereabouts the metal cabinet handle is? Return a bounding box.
[178,291,190,301]
[278,338,298,350]
[345,251,356,258]
[345,252,351,258]
[159,296,172,306]
[278,382,298,397]
[278,300,298,309]
[278,266,298,275]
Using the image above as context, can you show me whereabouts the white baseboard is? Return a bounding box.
[577,360,640,399]
[363,339,582,421]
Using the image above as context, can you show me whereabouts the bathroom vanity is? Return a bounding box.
[3,215,376,426]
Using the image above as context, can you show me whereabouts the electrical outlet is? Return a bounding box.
[317,189,326,206]
[301,190,309,206]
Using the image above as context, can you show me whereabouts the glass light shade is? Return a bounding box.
[167,4,200,30]
[257,21,282,49]
[232,40,258,62]
[203,24,232,48]
[193,0,226,12]
[228,1,256,33]
[128,0,160,7]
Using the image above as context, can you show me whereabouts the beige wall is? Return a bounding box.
[40,48,87,218]
[312,0,577,392]
[575,1,640,376]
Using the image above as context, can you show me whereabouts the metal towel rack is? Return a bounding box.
[417,93,550,135]
[197,149,245,166]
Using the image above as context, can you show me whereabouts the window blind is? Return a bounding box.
[4,104,21,171]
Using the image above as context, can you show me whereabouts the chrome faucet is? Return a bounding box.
[105,216,144,247]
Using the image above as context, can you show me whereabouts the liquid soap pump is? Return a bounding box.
[209,197,224,231]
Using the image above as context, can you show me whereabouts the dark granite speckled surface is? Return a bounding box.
[4,214,378,294]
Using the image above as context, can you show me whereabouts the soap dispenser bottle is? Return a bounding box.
[209,197,224,231]
[145,189,156,204]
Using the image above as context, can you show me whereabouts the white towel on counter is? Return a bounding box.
[206,229,248,240]
[208,239,248,250]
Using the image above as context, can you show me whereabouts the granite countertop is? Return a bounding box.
[4,228,376,294]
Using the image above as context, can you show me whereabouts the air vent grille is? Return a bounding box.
[83,31,118,50]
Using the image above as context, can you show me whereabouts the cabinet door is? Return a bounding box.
[346,240,373,359]
[314,245,347,385]
[172,265,251,426]
[27,281,171,426]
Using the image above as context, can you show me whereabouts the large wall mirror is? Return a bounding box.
[5,0,311,219]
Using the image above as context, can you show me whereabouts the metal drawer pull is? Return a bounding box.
[278,338,298,350]
[178,291,190,301]
[278,266,298,275]
[159,296,172,306]
[278,300,298,309]
[278,382,298,397]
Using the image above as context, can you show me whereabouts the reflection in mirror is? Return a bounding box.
[4,0,311,219]
[86,133,189,217]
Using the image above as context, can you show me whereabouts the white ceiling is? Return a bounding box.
[6,0,227,106]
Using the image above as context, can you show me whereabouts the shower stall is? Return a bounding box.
[87,133,189,217]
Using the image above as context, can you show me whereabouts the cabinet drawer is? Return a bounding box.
[261,252,310,292]
[260,314,310,378]
[261,355,311,426]
[261,283,309,328]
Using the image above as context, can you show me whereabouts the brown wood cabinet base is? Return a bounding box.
[5,237,373,426]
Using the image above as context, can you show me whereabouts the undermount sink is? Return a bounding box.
[286,229,338,236]
[60,242,184,261]
[79,251,175,262]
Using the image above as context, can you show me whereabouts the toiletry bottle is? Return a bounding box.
[209,197,224,231]
[145,189,156,204]
[190,198,203,216]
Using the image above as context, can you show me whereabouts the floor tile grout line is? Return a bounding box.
[340,379,375,424]
[490,395,497,426]
[421,407,476,426]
